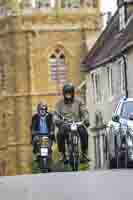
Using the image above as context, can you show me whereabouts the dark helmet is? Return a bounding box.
[37,102,48,116]
[63,83,75,103]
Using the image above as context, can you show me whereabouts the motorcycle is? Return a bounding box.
[32,133,52,173]
[55,111,85,171]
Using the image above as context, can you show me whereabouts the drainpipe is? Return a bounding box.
[121,54,128,98]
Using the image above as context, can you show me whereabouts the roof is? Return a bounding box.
[83,8,133,71]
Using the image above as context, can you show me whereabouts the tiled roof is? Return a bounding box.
[83,9,133,71]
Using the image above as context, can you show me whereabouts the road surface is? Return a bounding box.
[0,170,133,200]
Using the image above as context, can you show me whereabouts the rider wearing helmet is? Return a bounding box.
[55,83,90,162]
[31,102,55,154]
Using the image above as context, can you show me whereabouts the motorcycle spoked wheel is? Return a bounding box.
[70,154,79,171]
[39,157,49,173]
[69,145,79,171]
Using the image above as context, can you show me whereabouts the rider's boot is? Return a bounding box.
[59,152,69,164]
[59,152,65,161]
[80,151,90,163]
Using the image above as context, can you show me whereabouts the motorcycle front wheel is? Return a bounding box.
[39,157,49,173]
[69,153,79,171]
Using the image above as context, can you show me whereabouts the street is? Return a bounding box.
[0,170,133,200]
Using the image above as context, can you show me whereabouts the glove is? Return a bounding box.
[55,120,63,128]
[84,120,90,127]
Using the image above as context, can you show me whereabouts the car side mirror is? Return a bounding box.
[129,114,133,121]
[112,115,120,123]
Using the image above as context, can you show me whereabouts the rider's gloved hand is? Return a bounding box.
[84,119,90,127]
[55,120,63,128]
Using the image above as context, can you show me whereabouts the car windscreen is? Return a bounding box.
[121,101,133,119]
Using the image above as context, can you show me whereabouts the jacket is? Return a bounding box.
[31,112,54,135]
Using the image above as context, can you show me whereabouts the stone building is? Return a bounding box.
[0,0,101,175]
[83,0,133,168]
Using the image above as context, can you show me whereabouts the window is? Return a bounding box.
[91,71,102,103]
[117,59,125,94]
[121,102,133,119]
[48,48,66,85]
[107,66,114,98]
[91,73,95,102]
[121,103,128,119]
[120,60,125,94]
[80,84,86,105]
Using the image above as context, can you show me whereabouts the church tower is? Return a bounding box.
[0,0,101,175]
[25,0,101,108]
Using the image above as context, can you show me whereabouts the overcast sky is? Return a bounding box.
[101,0,117,13]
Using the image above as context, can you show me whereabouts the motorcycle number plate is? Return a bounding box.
[71,124,77,131]
[41,148,48,156]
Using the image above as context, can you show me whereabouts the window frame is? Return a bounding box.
[107,66,114,99]
[90,70,102,104]
[48,48,66,83]
[120,101,133,120]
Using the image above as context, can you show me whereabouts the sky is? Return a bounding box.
[101,0,117,13]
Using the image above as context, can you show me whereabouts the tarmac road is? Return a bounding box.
[0,170,133,200]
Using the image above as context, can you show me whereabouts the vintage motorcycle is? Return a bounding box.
[55,111,85,171]
[33,133,52,173]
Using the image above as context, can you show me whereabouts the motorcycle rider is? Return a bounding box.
[31,102,55,155]
[55,83,90,163]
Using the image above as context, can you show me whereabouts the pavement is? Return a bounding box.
[0,170,133,200]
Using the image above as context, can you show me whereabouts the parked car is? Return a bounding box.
[106,96,133,168]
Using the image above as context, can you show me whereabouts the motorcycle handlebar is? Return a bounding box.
[64,121,83,125]
[54,111,84,124]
